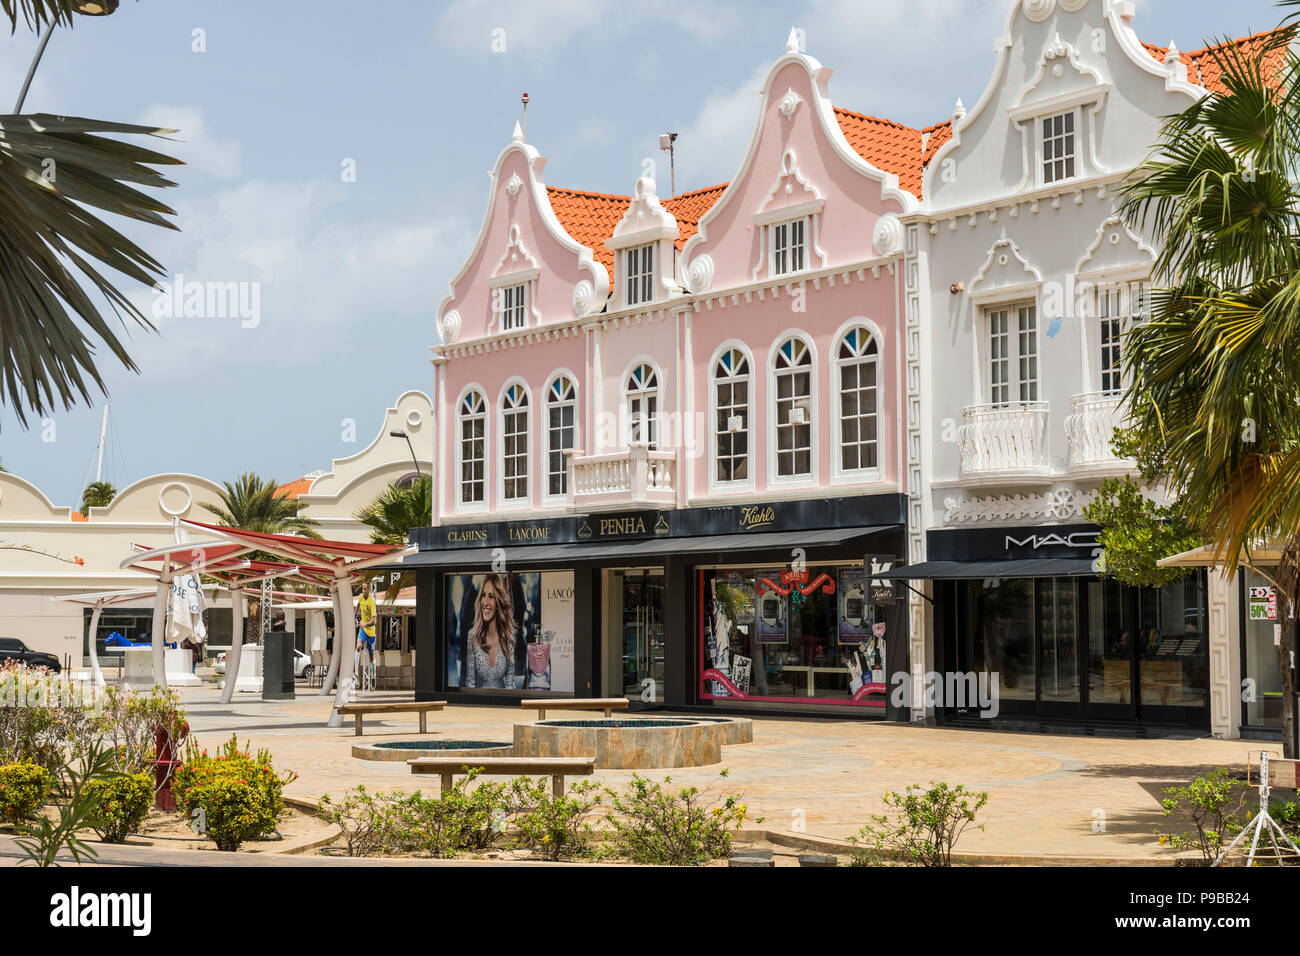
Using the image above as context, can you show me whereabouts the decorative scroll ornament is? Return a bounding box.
[778,87,802,118]
[873,213,904,257]
[685,254,714,294]
[505,173,523,198]
[438,309,462,344]
[1023,0,1055,22]
[942,487,1099,525]
[572,280,596,316]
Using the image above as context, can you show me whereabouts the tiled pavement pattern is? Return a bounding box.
[168,685,1273,860]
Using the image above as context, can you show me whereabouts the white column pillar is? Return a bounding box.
[319,587,345,696]
[220,587,246,704]
[150,565,172,689]
[87,602,105,688]
[328,573,357,727]
[1209,568,1242,739]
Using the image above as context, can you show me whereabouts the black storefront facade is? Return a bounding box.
[885,523,1212,731]
[401,493,911,720]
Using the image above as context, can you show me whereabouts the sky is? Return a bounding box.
[0,0,1286,506]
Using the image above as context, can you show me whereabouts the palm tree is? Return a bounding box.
[355,475,430,599]
[0,1,181,430]
[203,472,320,539]
[1119,10,1300,755]
[203,473,319,643]
[79,480,115,512]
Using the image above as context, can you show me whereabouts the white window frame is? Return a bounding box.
[456,387,488,513]
[770,217,809,278]
[624,243,655,308]
[710,344,753,491]
[624,361,660,450]
[498,381,530,505]
[985,303,1039,405]
[1093,279,1148,395]
[769,334,815,484]
[544,373,578,502]
[1038,109,1078,187]
[833,325,881,480]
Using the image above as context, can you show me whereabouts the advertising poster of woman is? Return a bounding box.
[446,571,574,692]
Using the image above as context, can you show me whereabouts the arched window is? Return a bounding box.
[713,347,750,483]
[501,383,529,501]
[836,327,879,473]
[625,362,659,449]
[773,336,812,479]
[458,390,486,505]
[546,375,577,497]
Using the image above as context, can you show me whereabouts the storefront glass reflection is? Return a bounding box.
[700,565,887,707]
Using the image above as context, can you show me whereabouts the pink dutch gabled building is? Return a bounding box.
[416,29,948,719]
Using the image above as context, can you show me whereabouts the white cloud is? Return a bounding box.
[137,104,242,180]
[117,176,464,379]
[674,62,770,187]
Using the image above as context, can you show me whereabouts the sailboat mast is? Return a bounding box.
[95,403,109,483]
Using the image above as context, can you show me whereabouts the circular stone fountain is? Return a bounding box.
[352,740,514,762]
[514,717,724,769]
[676,716,754,745]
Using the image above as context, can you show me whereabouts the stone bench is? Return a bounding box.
[520,697,629,720]
[336,701,445,737]
[408,755,596,797]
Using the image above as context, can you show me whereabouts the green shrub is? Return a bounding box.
[318,786,422,857]
[602,771,746,865]
[408,772,511,858]
[84,773,153,843]
[173,735,293,852]
[850,782,988,867]
[1156,769,1247,863]
[0,762,50,824]
[0,662,98,775]
[509,777,600,861]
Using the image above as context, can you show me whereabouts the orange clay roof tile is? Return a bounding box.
[1143,29,1288,95]
[274,477,314,500]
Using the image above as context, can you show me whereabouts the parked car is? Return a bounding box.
[0,637,61,672]
[214,649,310,679]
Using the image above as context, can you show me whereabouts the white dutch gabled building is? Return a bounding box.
[900,0,1277,737]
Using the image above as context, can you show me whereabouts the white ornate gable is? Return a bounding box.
[1075,214,1156,278]
[968,237,1043,300]
[610,177,678,245]
[755,149,823,223]
[1016,33,1107,108]
[492,224,538,279]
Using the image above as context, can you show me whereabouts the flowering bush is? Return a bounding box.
[0,661,98,775]
[0,762,51,825]
[509,777,601,861]
[84,773,153,843]
[172,735,295,851]
[601,771,746,865]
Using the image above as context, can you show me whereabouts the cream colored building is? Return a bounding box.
[0,390,431,661]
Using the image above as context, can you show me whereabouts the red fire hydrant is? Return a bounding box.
[153,720,190,811]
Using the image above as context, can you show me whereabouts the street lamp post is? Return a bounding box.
[13,1,119,114]
[389,430,421,478]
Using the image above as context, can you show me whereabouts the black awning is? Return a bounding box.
[873,558,1099,580]
[375,524,898,571]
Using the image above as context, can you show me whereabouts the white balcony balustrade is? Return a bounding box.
[1065,391,1134,475]
[957,402,1052,483]
[568,443,677,508]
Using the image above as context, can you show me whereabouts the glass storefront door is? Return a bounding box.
[603,569,664,702]
[1242,570,1284,729]
[1085,579,1135,719]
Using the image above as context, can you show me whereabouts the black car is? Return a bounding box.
[0,637,61,672]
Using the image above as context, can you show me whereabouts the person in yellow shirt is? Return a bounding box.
[356,582,377,662]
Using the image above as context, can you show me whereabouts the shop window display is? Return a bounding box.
[700,566,887,707]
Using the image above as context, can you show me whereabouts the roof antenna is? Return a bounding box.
[521,92,530,141]
[659,132,678,196]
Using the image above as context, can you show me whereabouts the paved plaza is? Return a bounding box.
[169,684,1267,863]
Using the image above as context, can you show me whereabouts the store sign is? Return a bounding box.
[1249,586,1278,621]
[416,494,907,552]
[866,555,899,605]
